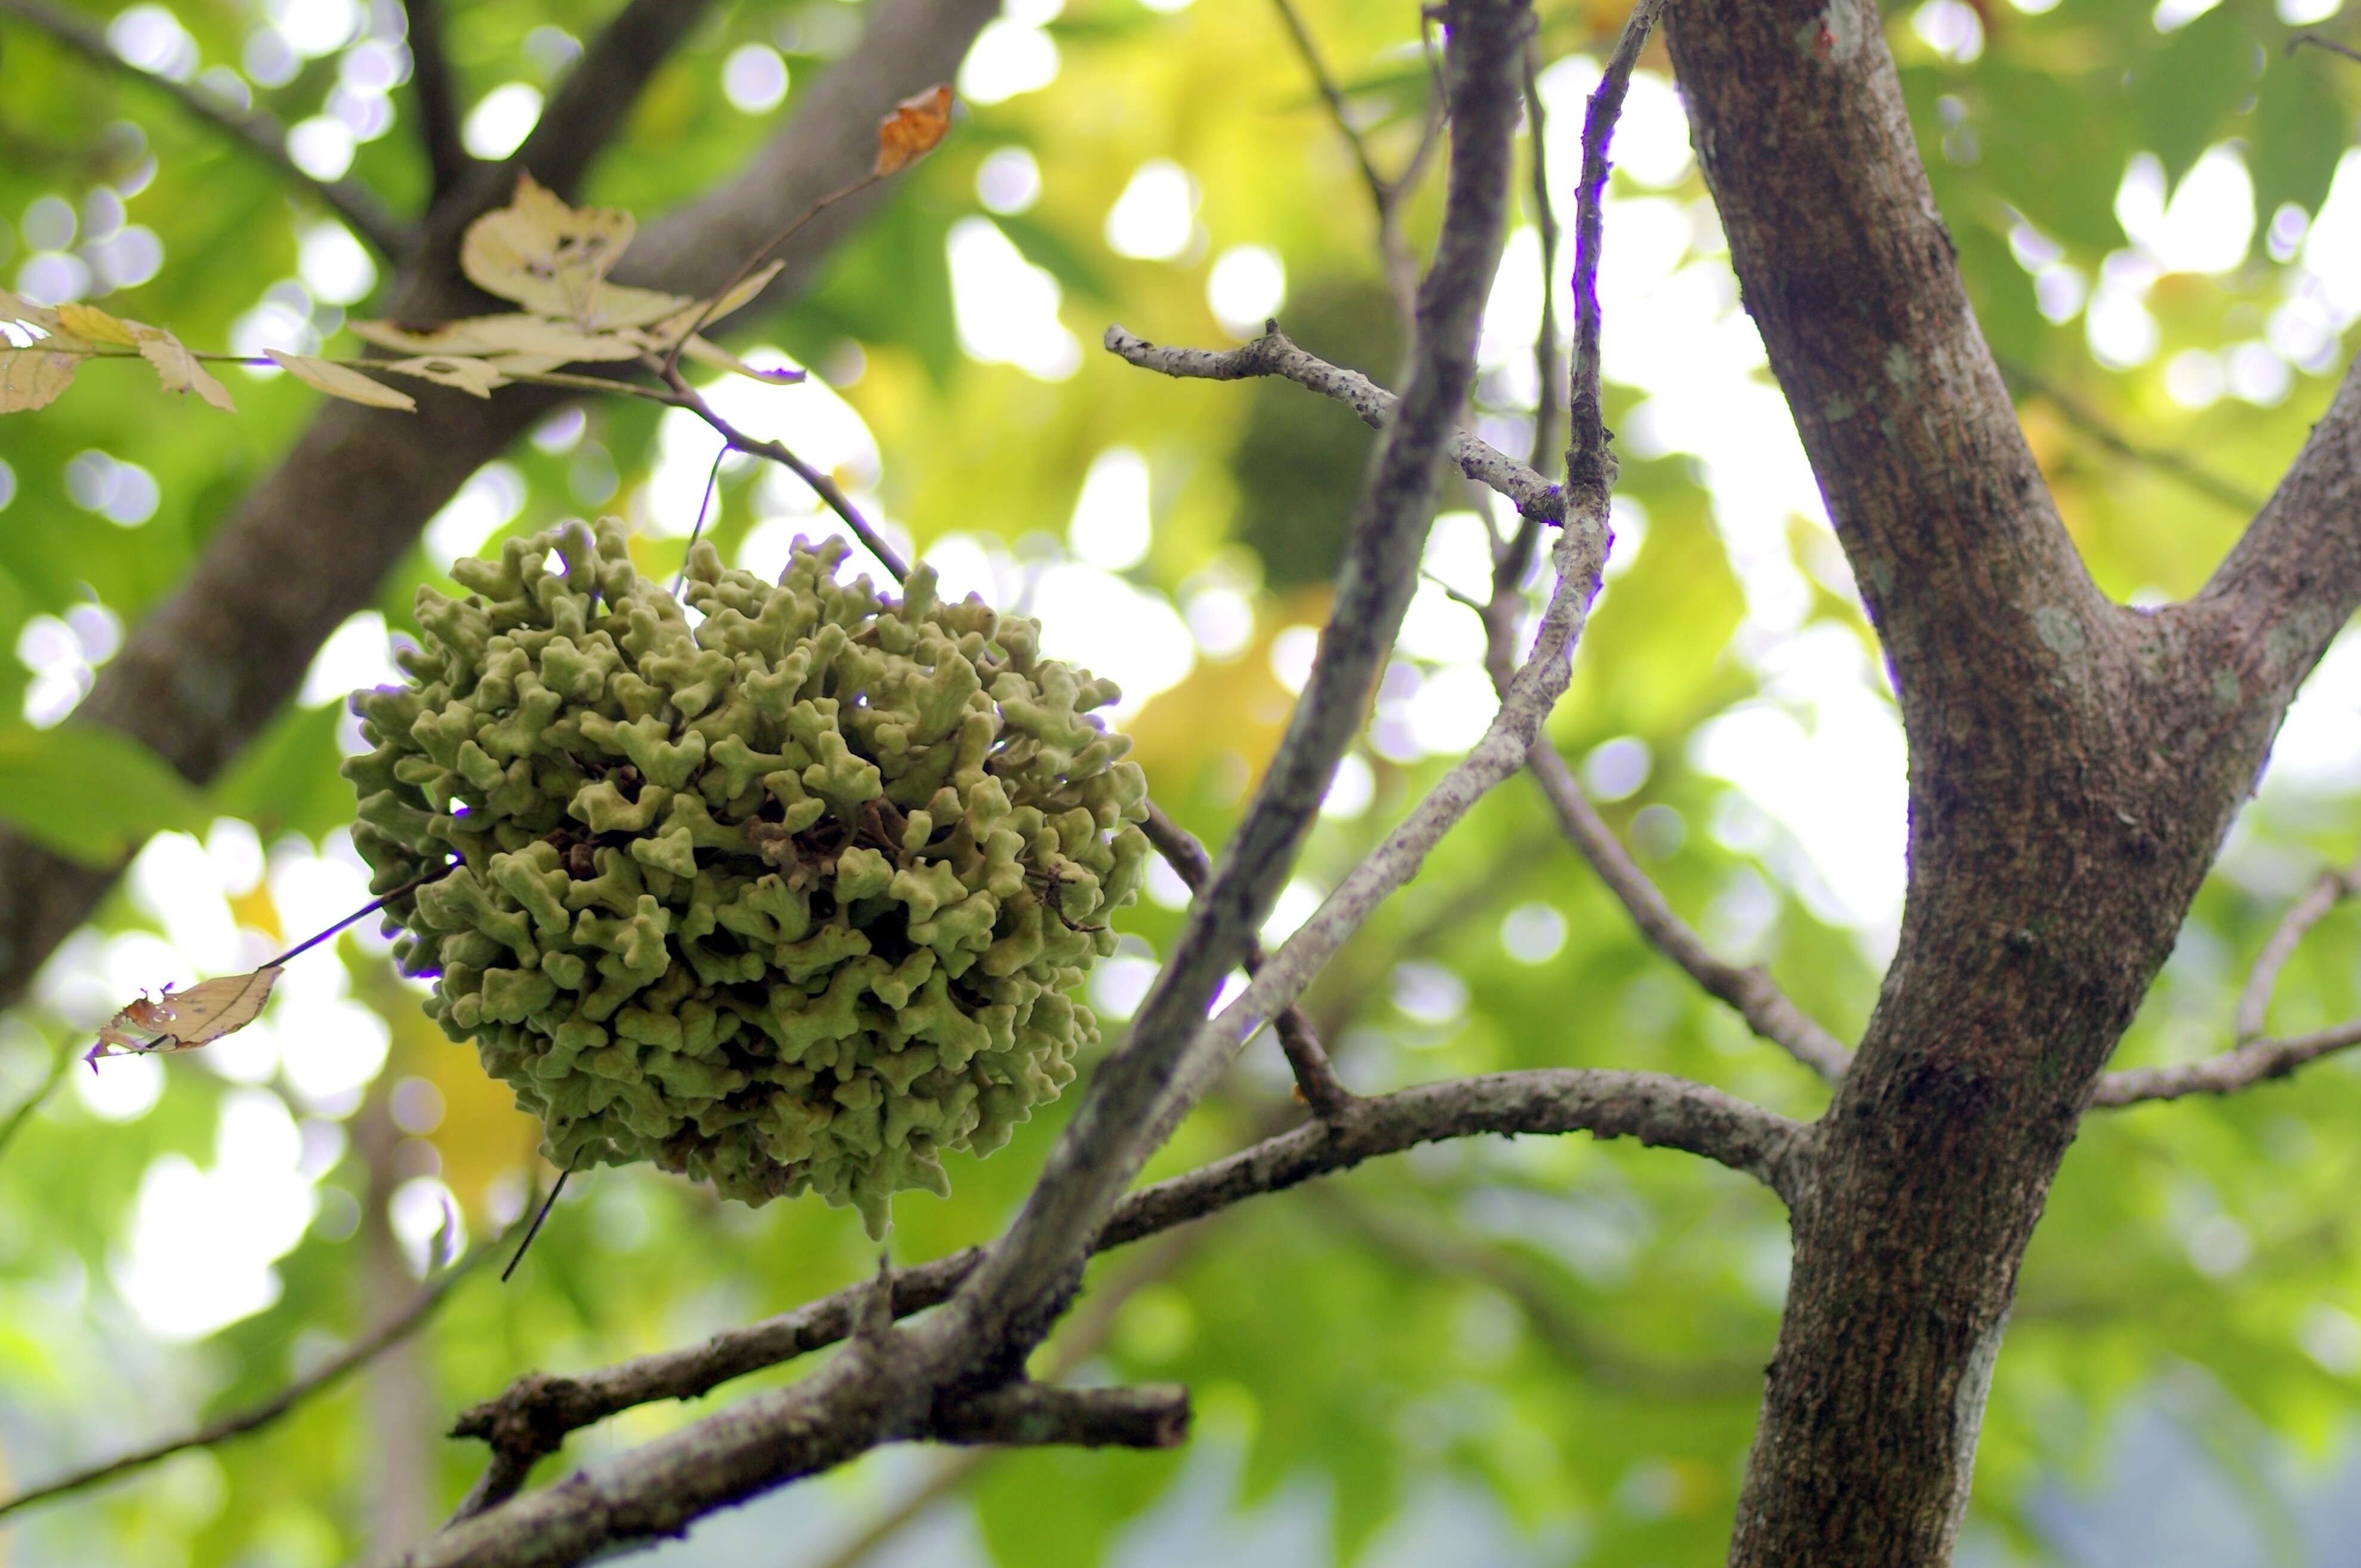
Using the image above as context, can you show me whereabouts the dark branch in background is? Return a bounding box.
[1104,326,1564,523]
[1998,362,2263,516]
[1137,803,1353,1118]
[402,0,470,198]
[1523,42,1563,483]
[0,0,1005,1018]
[1313,1188,1768,1398]
[0,1229,504,1519]
[1266,0,1442,329]
[397,0,728,315]
[0,0,412,258]
[446,1065,1800,1506]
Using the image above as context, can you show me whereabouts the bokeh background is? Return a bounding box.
[7,0,2361,1561]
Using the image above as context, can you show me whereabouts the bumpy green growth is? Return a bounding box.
[344,519,1149,1235]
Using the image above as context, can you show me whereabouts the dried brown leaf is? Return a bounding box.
[267,350,418,410]
[0,288,65,334]
[89,967,284,1059]
[875,84,953,175]
[0,348,79,413]
[134,325,236,412]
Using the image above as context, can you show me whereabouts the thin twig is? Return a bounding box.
[2235,856,2360,1042]
[1470,0,1851,1085]
[1104,325,1563,523]
[1999,360,2263,516]
[402,0,470,197]
[501,1163,573,1283]
[673,445,729,595]
[1138,803,1352,1118]
[1564,0,1664,508]
[0,1231,505,1518]
[2290,30,2361,65]
[659,175,879,381]
[0,0,412,260]
[0,1036,72,1164]
[2091,1018,2361,1105]
[658,368,911,580]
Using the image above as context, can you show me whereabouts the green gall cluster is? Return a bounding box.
[343,518,1150,1236]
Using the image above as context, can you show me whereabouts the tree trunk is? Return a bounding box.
[1662,0,2341,1560]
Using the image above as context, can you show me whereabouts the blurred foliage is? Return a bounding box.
[3,0,2361,1565]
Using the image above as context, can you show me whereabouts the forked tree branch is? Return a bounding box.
[952,0,1538,1370]
[0,0,412,258]
[1136,802,1353,1117]
[447,1066,1800,1502]
[2093,850,2361,1105]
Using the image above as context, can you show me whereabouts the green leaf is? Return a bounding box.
[2132,8,2260,190]
[0,722,208,867]
[2251,48,2349,243]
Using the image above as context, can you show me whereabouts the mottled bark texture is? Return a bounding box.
[1668,1,2361,1562]
[0,0,1002,1013]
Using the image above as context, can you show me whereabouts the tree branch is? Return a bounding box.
[0,0,412,260]
[1523,749,1855,1080]
[1136,802,1353,1118]
[402,0,471,199]
[950,0,1538,1372]
[1664,0,2106,739]
[2235,855,2361,1042]
[1562,0,1662,509]
[2090,1019,2361,1106]
[0,1231,499,1519]
[1103,325,1563,524]
[0,0,1004,1016]
[447,1065,1797,1504]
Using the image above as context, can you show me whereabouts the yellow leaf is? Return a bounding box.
[89,966,284,1059]
[637,262,786,350]
[267,350,418,410]
[483,352,566,376]
[456,313,646,362]
[460,173,637,324]
[677,335,805,383]
[133,324,236,411]
[0,348,79,413]
[378,354,507,397]
[56,301,138,347]
[875,84,953,175]
[353,311,646,365]
[348,317,511,357]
